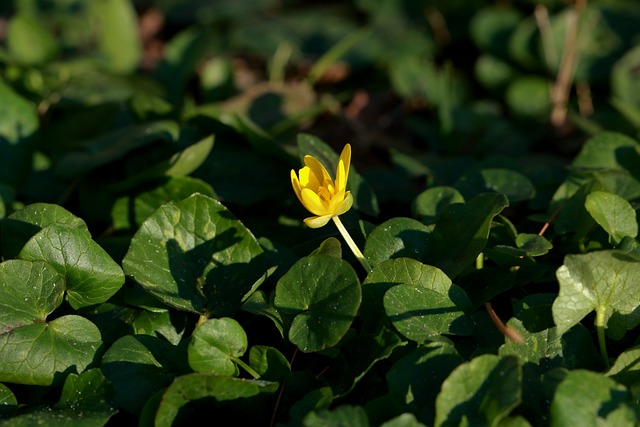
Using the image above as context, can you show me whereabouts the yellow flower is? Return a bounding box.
[291,144,353,228]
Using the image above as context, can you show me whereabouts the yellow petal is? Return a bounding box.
[327,189,346,214]
[301,188,329,216]
[335,144,351,192]
[290,170,304,204]
[304,214,333,228]
[304,155,332,183]
[336,192,353,215]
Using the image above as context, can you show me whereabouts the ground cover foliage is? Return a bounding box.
[0,0,640,425]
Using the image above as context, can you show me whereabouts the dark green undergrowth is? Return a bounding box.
[1,0,640,426]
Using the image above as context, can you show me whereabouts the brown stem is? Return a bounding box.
[485,301,525,344]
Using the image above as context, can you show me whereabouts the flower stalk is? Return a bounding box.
[332,215,372,272]
[291,143,372,272]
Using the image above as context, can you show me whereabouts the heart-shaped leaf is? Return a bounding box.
[111,176,215,231]
[427,193,509,278]
[387,342,464,418]
[363,258,471,336]
[552,250,640,339]
[550,370,635,426]
[435,354,522,427]
[123,193,267,316]
[19,224,125,309]
[101,335,181,414]
[188,317,248,376]
[585,191,638,244]
[0,260,65,334]
[0,315,102,386]
[412,186,465,225]
[364,218,432,267]
[274,255,361,353]
[1,203,89,259]
[154,374,278,427]
[455,168,536,202]
[383,259,473,342]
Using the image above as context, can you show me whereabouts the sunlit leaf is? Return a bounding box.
[0,315,102,386]
[19,225,125,309]
[552,250,640,339]
[188,317,247,376]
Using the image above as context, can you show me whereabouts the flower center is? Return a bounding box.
[317,179,336,202]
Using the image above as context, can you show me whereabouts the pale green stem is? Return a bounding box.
[332,215,372,273]
[595,309,610,370]
[197,313,209,327]
[232,357,261,379]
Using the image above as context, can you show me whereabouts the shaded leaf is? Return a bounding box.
[274,255,361,353]
[154,374,278,427]
[435,355,522,427]
[123,193,267,316]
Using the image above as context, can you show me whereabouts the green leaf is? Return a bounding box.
[155,27,208,105]
[188,317,247,376]
[386,342,464,418]
[1,203,89,259]
[435,354,522,427]
[428,193,509,278]
[0,80,38,186]
[111,176,216,231]
[585,191,638,244]
[310,237,343,258]
[364,218,432,267]
[515,233,553,257]
[412,186,464,225]
[380,413,427,427]
[0,369,117,426]
[123,193,267,316]
[470,7,523,57]
[304,405,370,427]
[55,121,180,178]
[455,168,536,202]
[130,309,188,346]
[0,383,17,418]
[297,133,379,217]
[552,250,640,339]
[154,374,278,427]
[90,0,141,74]
[6,13,59,65]
[505,77,551,119]
[248,345,291,382]
[274,255,361,353]
[550,370,636,427]
[111,134,215,191]
[499,318,600,370]
[0,260,65,334]
[607,345,640,387]
[333,326,407,397]
[19,224,125,309]
[383,259,473,342]
[101,335,181,414]
[571,132,639,171]
[0,315,102,386]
